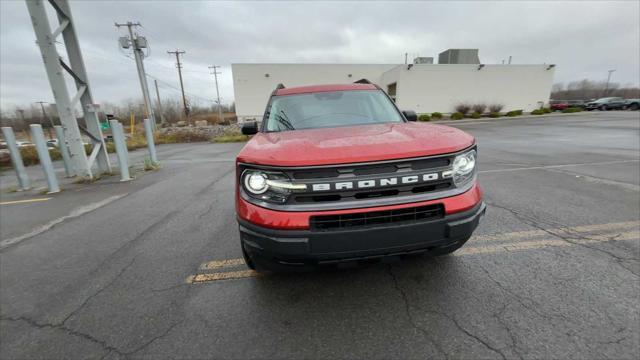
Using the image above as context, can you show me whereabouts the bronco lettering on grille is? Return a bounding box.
[310,171,448,192]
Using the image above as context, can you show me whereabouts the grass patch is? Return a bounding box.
[212,131,250,143]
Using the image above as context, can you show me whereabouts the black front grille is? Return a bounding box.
[310,204,444,231]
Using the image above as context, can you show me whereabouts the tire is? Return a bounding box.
[630,104,639,111]
[600,105,608,111]
[429,236,471,256]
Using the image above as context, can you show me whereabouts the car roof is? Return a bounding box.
[274,83,378,96]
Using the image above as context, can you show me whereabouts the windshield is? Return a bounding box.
[264,90,404,132]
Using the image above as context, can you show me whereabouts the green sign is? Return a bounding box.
[100,122,110,131]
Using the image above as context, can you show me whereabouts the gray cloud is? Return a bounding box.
[1,0,638,111]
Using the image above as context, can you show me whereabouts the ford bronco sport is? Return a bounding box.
[236,82,485,271]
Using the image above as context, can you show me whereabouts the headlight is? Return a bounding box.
[452,150,476,186]
[244,171,268,194]
[241,169,307,203]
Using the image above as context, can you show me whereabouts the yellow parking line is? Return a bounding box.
[0,197,52,205]
[190,270,259,283]
[472,220,639,243]
[200,258,246,270]
[187,221,639,284]
[458,230,638,256]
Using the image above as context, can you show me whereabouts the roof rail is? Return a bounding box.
[354,79,372,84]
[271,83,286,96]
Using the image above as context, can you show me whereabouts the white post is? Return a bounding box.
[109,120,132,181]
[30,124,60,193]
[54,125,73,177]
[1,127,31,191]
[143,118,158,163]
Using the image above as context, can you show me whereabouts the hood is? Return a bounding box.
[237,122,475,167]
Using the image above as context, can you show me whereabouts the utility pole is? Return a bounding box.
[36,101,54,139]
[154,80,165,124]
[16,109,30,141]
[26,0,111,178]
[208,65,223,123]
[167,50,189,118]
[404,53,408,65]
[115,21,156,130]
[604,69,616,96]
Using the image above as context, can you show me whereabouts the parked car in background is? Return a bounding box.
[46,139,59,148]
[624,99,639,111]
[567,100,586,109]
[550,100,569,111]
[15,141,35,148]
[585,97,626,111]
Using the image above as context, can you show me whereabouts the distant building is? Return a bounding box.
[438,49,480,64]
[232,49,555,122]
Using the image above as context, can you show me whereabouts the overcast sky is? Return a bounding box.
[1,0,639,112]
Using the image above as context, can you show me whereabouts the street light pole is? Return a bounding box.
[604,69,616,96]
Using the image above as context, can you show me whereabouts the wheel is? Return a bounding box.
[630,103,639,111]
[600,105,608,111]
[429,236,471,256]
[241,242,256,270]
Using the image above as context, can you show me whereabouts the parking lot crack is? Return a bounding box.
[486,201,639,277]
[386,265,449,359]
[123,320,184,356]
[0,315,125,357]
[60,257,136,326]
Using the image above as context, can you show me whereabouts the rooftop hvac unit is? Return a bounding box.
[413,57,434,64]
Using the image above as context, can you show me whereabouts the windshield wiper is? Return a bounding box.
[274,110,295,131]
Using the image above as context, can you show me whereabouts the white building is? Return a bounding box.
[232,62,555,122]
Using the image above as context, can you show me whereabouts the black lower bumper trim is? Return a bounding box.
[239,201,486,270]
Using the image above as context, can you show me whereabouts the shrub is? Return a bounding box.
[18,146,61,166]
[450,112,464,120]
[470,111,482,119]
[562,107,582,113]
[454,103,471,115]
[506,110,523,117]
[489,112,500,118]
[531,109,544,115]
[431,112,443,119]
[155,131,211,144]
[542,108,552,114]
[418,114,431,122]
[471,103,487,114]
[488,104,504,113]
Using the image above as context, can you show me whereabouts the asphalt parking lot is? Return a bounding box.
[1,111,638,359]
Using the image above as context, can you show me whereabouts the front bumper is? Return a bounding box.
[239,201,486,270]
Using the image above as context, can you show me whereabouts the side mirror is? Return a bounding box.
[241,121,258,135]
[402,110,417,122]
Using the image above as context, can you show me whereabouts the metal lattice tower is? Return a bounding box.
[25,0,111,178]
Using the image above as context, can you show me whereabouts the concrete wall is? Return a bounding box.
[232,63,555,120]
[232,64,397,121]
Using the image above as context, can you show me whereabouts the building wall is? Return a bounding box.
[389,64,555,113]
[232,63,397,121]
[232,63,555,120]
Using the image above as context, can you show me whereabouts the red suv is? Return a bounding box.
[237,82,485,271]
